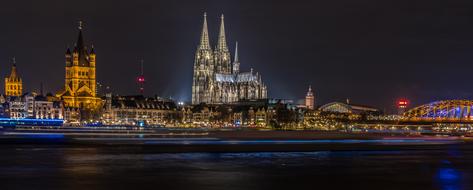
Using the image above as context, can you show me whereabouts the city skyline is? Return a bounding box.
[2,2,473,189]
[1,1,473,111]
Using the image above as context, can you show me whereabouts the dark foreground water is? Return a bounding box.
[0,144,472,190]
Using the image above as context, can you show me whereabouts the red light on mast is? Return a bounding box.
[137,76,145,83]
[397,98,409,108]
[136,59,145,94]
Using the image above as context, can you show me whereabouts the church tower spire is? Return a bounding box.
[234,42,239,62]
[76,21,85,52]
[10,57,17,77]
[214,14,232,74]
[232,42,240,74]
[217,14,228,51]
[192,12,215,104]
[74,20,90,67]
[199,13,211,50]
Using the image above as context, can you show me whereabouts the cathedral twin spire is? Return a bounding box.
[198,12,240,74]
[199,13,229,52]
[199,13,211,50]
[192,13,268,104]
[217,14,228,51]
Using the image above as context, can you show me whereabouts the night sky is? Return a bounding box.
[1,0,473,112]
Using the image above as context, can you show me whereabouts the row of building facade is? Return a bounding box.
[0,93,75,120]
[0,91,308,127]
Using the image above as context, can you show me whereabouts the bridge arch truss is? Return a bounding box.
[404,100,473,121]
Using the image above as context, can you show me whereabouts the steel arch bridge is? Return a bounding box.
[404,100,473,122]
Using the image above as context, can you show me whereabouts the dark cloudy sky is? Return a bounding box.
[0,0,473,112]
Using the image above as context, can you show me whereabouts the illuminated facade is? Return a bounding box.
[33,96,63,119]
[102,94,179,126]
[182,99,277,127]
[305,86,314,109]
[5,59,23,96]
[7,94,63,119]
[8,94,33,119]
[57,22,102,110]
[192,13,267,105]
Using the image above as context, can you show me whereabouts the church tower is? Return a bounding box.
[58,21,101,110]
[5,58,23,96]
[214,14,232,74]
[192,13,215,104]
[305,85,315,110]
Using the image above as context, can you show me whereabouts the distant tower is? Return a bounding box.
[305,85,314,110]
[5,57,23,96]
[137,59,145,94]
[397,98,409,115]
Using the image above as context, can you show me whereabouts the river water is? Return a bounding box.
[0,143,471,190]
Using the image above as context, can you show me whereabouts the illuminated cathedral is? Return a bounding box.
[192,13,267,105]
[57,22,102,110]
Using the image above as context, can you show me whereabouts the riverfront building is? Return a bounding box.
[102,94,179,126]
[7,93,63,120]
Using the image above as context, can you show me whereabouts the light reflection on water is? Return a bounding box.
[437,160,462,190]
[63,150,405,163]
[142,139,433,145]
[0,146,472,190]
